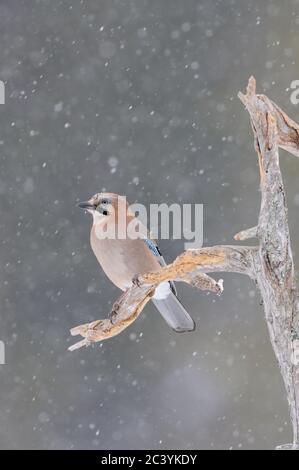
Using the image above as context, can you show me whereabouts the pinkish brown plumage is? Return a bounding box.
[77,192,195,332]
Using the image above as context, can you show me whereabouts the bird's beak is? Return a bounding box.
[77,201,96,210]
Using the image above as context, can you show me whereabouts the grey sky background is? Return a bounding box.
[1,0,299,450]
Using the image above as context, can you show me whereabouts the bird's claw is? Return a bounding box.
[109,298,123,324]
[109,310,118,324]
[132,273,142,288]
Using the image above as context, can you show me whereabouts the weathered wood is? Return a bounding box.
[69,245,254,351]
[69,78,299,449]
[239,77,299,449]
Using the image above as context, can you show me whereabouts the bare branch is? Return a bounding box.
[234,225,258,241]
[239,75,299,158]
[69,286,154,351]
[69,245,254,351]
[239,77,299,450]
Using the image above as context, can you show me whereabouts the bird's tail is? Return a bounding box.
[152,292,195,332]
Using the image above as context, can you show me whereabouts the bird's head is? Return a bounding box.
[77,192,130,223]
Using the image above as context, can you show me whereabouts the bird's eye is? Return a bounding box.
[96,198,111,215]
[97,201,109,216]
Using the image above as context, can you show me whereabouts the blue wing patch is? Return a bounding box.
[144,238,163,263]
[143,238,177,296]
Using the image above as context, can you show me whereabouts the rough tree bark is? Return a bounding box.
[69,78,299,450]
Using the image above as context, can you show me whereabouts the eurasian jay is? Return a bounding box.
[77,192,195,332]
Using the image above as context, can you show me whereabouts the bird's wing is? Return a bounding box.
[143,238,195,332]
[143,238,177,295]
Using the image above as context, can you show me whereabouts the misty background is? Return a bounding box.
[1,0,299,450]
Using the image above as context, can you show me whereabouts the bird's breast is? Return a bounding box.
[90,225,161,291]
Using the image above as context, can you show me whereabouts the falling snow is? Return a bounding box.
[0,0,294,452]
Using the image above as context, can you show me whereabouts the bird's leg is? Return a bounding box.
[108,310,118,325]
[109,302,121,324]
[108,289,129,324]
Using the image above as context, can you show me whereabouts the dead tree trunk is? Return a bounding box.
[69,78,299,450]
